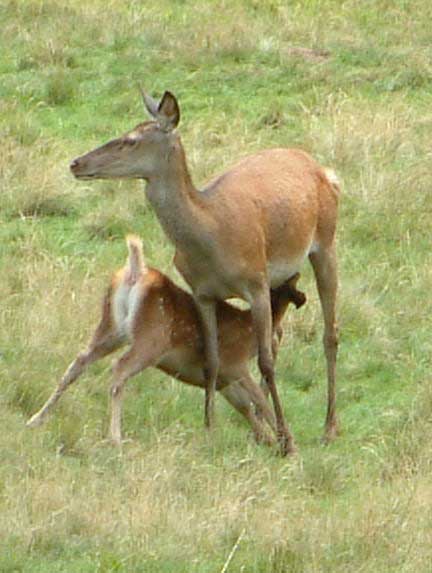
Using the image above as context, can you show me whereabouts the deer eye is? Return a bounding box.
[124,138,138,147]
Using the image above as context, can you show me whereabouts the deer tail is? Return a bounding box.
[126,234,147,284]
[323,167,341,197]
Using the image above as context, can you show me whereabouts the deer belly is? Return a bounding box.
[268,240,318,287]
[268,258,304,288]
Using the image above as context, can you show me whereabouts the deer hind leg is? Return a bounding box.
[250,289,296,455]
[309,244,339,443]
[195,297,219,430]
[26,331,122,429]
[220,376,275,446]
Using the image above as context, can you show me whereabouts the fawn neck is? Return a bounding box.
[270,292,291,328]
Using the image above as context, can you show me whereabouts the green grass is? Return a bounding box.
[1,0,432,571]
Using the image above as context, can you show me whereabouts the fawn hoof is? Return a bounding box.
[26,414,44,428]
[108,435,133,448]
[254,430,276,447]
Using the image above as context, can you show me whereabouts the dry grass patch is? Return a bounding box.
[304,97,418,172]
[2,425,432,571]
[0,136,78,219]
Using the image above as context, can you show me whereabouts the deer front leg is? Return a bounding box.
[26,335,121,428]
[195,297,219,429]
[250,289,296,456]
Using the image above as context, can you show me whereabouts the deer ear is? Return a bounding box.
[157,91,180,131]
[141,89,159,119]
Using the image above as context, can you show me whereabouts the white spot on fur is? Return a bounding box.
[127,131,140,141]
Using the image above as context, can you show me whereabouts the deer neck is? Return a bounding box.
[145,140,211,248]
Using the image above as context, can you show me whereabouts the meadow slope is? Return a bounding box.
[1,1,432,571]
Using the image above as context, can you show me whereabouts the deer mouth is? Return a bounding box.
[73,173,97,180]
[70,158,98,179]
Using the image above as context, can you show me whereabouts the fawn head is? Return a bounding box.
[70,91,180,180]
[271,273,307,311]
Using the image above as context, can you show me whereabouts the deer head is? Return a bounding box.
[70,91,180,181]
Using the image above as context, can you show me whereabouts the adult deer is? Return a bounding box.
[70,90,340,454]
[27,236,306,447]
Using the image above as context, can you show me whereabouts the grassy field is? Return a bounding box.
[1,0,432,571]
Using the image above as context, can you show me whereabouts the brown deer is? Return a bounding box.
[27,236,306,446]
[69,90,340,454]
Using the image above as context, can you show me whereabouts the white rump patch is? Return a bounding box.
[324,168,340,188]
[112,282,142,339]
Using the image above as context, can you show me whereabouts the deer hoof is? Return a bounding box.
[277,434,297,457]
[322,422,340,444]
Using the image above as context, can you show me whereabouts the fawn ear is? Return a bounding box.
[288,272,301,287]
[141,89,159,119]
[157,91,180,131]
[285,273,306,309]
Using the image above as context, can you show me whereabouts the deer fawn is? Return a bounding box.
[27,236,306,446]
[70,90,340,454]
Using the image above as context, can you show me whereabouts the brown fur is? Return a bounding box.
[27,237,306,448]
[69,90,340,453]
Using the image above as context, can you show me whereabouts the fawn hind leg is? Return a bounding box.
[27,332,122,428]
[221,376,275,446]
[109,341,166,446]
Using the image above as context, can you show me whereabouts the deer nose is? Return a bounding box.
[69,159,80,172]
